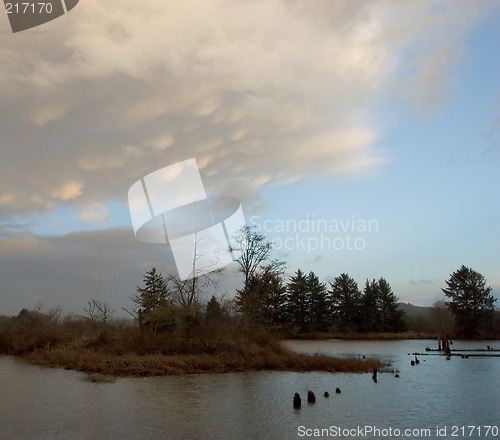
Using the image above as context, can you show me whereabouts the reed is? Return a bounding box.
[2,308,384,376]
[22,341,383,377]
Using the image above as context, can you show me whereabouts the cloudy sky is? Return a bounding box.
[1,0,499,315]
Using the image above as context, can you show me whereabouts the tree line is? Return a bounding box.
[128,227,497,339]
[2,228,494,362]
[130,226,407,336]
[120,227,498,339]
[236,269,406,334]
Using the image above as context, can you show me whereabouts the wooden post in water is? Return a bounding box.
[307,390,316,403]
[293,393,301,409]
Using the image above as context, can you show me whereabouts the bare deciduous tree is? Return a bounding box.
[84,299,114,327]
[230,225,283,289]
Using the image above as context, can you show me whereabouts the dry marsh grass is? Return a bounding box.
[2,309,384,377]
[23,341,384,377]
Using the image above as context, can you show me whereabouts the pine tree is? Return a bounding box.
[377,278,406,332]
[306,271,330,332]
[260,268,288,325]
[361,279,380,332]
[359,278,405,332]
[206,296,223,321]
[442,265,496,338]
[286,269,309,332]
[329,273,362,333]
[132,267,169,330]
[235,266,287,326]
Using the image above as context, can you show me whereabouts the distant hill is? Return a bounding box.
[398,302,433,320]
[398,302,440,333]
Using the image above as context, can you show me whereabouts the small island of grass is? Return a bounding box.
[23,341,383,377]
[1,308,383,377]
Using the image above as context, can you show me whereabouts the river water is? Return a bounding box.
[0,339,498,440]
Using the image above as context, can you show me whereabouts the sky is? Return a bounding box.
[0,0,499,316]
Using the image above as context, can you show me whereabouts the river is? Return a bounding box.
[0,339,498,439]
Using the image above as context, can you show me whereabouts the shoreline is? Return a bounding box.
[287,331,434,340]
[285,331,500,341]
[5,333,498,378]
[18,343,385,378]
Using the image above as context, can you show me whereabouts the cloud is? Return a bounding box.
[0,232,51,256]
[0,0,494,223]
[0,219,32,239]
[409,279,437,286]
[0,193,16,205]
[77,145,143,171]
[78,202,111,224]
[50,180,85,201]
[0,228,230,315]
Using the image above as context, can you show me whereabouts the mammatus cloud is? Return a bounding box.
[0,0,493,221]
[50,180,84,201]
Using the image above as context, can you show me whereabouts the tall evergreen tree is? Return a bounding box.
[236,265,287,326]
[260,268,288,325]
[359,278,405,332]
[306,271,330,331]
[442,265,496,338]
[361,279,379,332]
[132,267,170,331]
[329,273,362,332]
[286,269,309,332]
[206,296,223,321]
[377,278,406,332]
[132,268,168,315]
[235,276,261,321]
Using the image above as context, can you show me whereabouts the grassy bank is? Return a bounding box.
[1,309,384,377]
[23,341,383,377]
